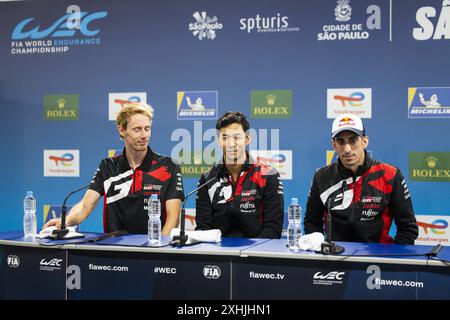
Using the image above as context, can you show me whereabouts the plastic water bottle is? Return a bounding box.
[287,198,302,251]
[23,191,37,238]
[148,194,161,244]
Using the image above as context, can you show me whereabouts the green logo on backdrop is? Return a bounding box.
[251,90,292,118]
[409,152,450,182]
[44,94,79,120]
[178,151,214,178]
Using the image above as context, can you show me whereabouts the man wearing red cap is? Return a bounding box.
[304,114,418,244]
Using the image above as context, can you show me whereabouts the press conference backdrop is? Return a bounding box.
[0,0,448,245]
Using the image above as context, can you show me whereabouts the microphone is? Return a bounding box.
[320,183,345,255]
[48,184,90,240]
[171,173,218,247]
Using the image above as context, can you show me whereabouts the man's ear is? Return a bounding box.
[245,132,251,146]
[331,139,337,151]
[363,136,369,148]
[117,125,125,139]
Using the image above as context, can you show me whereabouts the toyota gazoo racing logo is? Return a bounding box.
[189,11,223,40]
[11,5,108,55]
[203,265,221,279]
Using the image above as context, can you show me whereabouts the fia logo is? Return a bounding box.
[203,265,221,279]
[7,255,20,268]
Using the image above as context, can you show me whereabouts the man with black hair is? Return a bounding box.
[195,111,284,238]
[304,114,418,244]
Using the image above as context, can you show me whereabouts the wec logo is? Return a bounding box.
[313,271,345,280]
[12,10,108,40]
[40,258,63,267]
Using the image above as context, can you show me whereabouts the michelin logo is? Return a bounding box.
[177,91,218,120]
[408,87,450,118]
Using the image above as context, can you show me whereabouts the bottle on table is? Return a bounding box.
[287,198,302,252]
[148,194,161,244]
[23,191,37,238]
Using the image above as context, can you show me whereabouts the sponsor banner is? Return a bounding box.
[180,164,212,178]
[250,150,292,180]
[327,88,372,118]
[44,149,80,177]
[251,90,292,119]
[409,152,450,182]
[413,2,450,41]
[408,87,450,118]
[239,13,300,33]
[10,6,107,55]
[317,0,382,41]
[177,91,218,120]
[416,215,449,246]
[177,150,215,178]
[108,92,147,121]
[44,94,79,120]
[189,11,223,40]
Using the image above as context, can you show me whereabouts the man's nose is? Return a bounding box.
[344,143,352,153]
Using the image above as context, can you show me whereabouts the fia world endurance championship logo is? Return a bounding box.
[10,5,107,55]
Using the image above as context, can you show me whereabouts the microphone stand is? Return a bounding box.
[320,197,345,255]
[171,175,217,247]
[49,185,90,240]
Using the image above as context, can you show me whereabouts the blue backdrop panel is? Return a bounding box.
[0,0,448,233]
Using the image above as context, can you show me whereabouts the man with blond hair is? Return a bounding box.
[44,102,184,235]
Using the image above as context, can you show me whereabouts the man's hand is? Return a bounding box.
[43,218,62,230]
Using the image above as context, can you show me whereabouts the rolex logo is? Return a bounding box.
[266,94,276,106]
[410,152,450,182]
[57,98,66,109]
[426,156,437,168]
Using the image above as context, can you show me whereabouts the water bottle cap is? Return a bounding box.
[150,194,158,200]
[26,191,33,196]
[291,198,298,205]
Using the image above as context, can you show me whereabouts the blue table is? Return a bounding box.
[235,240,450,299]
[0,232,448,299]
